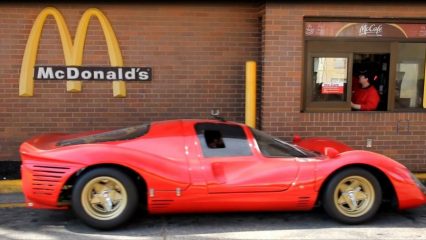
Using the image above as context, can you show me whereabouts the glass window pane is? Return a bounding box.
[312,57,348,102]
[396,43,425,109]
[249,128,318,158]
[195,123,252,158]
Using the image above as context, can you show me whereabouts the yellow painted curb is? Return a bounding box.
[0,180,22,193]
[0,203,26,208]
[415,173,426,181]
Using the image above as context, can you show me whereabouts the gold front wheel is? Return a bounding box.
[334,176,375,218]
[323,168,382,224]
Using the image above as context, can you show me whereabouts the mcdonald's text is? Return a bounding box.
[34,66,152,81]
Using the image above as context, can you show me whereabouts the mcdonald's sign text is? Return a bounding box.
[34,67,152,81]
[19,7,148,97]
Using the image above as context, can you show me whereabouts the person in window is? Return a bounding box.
[206,130,225,149]
[351,70,380,111]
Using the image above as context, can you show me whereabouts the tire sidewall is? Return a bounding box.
[323,168,382,224]
[71,167,138,230]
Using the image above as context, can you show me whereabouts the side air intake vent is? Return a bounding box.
[151,199,174,209]
[297,196,312,208]
[31,165,70,196]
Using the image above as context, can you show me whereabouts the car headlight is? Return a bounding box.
[410,172,426,195]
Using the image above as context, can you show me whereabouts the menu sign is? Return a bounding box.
[305,22,426,39]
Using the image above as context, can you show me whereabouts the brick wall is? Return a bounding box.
[0,3,261,161]
[1,2,426,172]
[262,2,426,171]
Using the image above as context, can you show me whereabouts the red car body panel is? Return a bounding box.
[20,119,426,213]
[294,136,353,154]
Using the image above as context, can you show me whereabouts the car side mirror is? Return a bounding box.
[324,147,339,158]
[293,134,302,143]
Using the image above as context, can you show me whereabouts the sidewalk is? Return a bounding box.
[1,174,425,209]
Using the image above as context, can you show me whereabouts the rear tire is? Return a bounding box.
[322,168,382,224]
[72,167,138,230]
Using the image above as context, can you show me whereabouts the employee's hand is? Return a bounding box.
[351,101,361,110]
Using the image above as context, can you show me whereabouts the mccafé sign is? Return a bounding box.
[19,7,151,98]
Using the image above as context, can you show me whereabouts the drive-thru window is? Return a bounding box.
[303,18,426,112]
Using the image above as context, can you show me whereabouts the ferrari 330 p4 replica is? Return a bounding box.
[20,119,426,229]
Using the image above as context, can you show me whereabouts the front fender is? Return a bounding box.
[315,150,426,209]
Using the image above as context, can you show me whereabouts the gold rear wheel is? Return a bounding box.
[72,168,138,230]
[81,176,128,221]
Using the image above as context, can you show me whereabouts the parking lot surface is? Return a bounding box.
[0,205,425,240]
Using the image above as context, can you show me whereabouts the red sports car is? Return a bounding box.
[20,119,426,229]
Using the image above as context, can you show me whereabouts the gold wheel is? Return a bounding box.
[334,176,375,218]
[81,176,128,221]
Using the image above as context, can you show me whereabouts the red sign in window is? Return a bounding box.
[321,83,344,94]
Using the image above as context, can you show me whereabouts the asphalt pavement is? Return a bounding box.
[0,201,425,240]
[0,176,425,240]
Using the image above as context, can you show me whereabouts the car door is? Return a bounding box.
[194,122,299,194]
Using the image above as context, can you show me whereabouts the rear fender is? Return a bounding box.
[22,144,191,191]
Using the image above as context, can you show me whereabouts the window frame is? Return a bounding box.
[303,40,391,112]
[305,52,353,112]
[391,42,426,112]
[303,17,426,112]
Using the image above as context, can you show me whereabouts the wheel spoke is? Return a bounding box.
[108,190,122,203]
[339,183,349,193]
[348,179,361,190]
[90,194,104,204]
[355,191,368,201]
[105,181,116,190]
[337,195,348,205]
[93,182,106,193]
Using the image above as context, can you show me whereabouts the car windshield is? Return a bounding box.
[57,124,150,147]
[249,127,318,158]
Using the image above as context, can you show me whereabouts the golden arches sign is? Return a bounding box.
[19,7,127,97]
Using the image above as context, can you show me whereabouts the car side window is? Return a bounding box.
[195,123,252,158]
[250,127,308,158]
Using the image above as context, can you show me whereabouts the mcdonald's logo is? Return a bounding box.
[19,7,151,98]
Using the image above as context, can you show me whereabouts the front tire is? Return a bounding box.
[72,167,138,230]
[322,168,382,224]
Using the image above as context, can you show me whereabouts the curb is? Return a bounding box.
[415,173,426,180]
[0,180,22,194]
